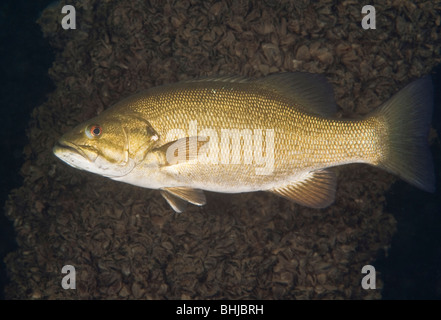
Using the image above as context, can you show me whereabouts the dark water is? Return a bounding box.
[376,66,441,299]
[0,0,440,300]
[0,0,55,300]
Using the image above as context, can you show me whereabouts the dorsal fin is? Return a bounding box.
[183,75,250,84]
[255,72,337,117]
[184,73,337,117]
[269,169,337,208]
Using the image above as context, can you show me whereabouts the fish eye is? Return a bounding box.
[86,124,103,139]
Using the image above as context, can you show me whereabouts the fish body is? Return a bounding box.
[53,73,434,212]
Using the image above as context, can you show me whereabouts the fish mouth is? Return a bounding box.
[53,140,97,162]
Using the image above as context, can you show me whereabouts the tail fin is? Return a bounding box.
[377,75,435,192]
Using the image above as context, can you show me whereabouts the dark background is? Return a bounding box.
[0,0,55,300]
[0,0,440,299]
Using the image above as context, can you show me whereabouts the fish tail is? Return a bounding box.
[376,75,435,192]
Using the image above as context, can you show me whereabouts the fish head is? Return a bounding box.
[53,111,160,178]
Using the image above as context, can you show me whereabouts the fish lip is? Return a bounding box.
[53,140,95,162]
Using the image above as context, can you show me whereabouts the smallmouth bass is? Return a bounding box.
[53,73,435,212]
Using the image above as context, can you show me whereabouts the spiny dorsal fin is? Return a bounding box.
[269,169,337,208]
[186,73,337,117]
[255,72,337,117]
[183,75,250,84]
[162,187,206,206]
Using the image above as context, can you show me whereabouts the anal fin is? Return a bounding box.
[269,169,337,208]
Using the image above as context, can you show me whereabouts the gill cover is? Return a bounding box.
[117,112,161,165]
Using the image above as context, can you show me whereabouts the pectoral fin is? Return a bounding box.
[269,169,337,208]
[155,137,209,166]
[160,187,206,212]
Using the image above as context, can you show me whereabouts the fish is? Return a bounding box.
[53,72,435,212]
